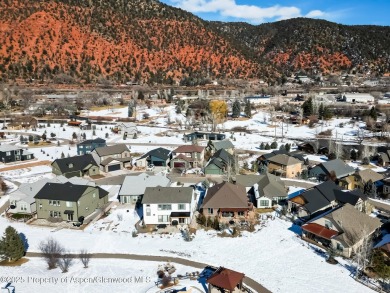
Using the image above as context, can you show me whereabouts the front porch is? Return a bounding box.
[301,223,339,248]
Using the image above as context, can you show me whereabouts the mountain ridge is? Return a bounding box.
[0,0,389,85]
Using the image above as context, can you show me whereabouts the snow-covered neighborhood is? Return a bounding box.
[0,92,389,293]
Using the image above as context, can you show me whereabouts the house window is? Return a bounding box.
[238,211,245,216]
[259,200,269,207]
[178,204,186,210]
[158,215,169,223]
[146,208,151,216]
[207,208,214,214]
[6,151,11,156]
[68,163,73,168]
[20,203,27,211]
[66,202,73,208]
[325,220,333,229]
[50,211,53,217]
[158,204,172,211]
[336,243,343,251]
[54,211,58,217]
[49,200,52,205]
[179,218,185,224]
[93,193,96,198]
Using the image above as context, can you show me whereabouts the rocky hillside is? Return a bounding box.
[0,0,266,84]
[0,1,389,85]
[212,18,390,78]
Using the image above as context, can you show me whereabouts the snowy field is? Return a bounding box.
[0,258,203,293]
[0,215,372,293]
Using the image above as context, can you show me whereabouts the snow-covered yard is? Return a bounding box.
[0,257,203,293]
[0,215,373,293]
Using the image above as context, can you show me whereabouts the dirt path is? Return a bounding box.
[25,252,270,293]
[0,160,51,172]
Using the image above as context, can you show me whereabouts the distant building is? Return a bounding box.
[342,93,374,103]
[244,95,271,105]
[77,138,107,155]
[183,132,226,142]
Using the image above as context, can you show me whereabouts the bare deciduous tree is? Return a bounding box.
[79,249,91,268]
[39,237,64,269]
[58,251,73,273]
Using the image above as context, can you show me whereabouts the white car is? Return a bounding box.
[146,164,155,171]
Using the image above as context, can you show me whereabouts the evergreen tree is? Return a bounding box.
[350,149,358,161]
[318,103,324,118]
[271,141,278,149]
[244,100,252,118]
[0,226,25,261]
[72,132,77,140]
[279,144,285,151]
[362,157,370,165]
[259,142,265,150]
[285,143,291,152]
[301,97,313,116]
[213,217,220,231]
[61,152,65,159]
[232,100,241,118]
[323,106,333,120]
[369,106,378,120]
[265,143,271,150]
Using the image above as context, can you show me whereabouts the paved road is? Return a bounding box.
[25,252,270,293]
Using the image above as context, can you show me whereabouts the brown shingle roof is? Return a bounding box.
[173,145,204,153]
[207,267,245,291]
[268,154,301,166]
[357,169,384,183]
[202,181,249,209]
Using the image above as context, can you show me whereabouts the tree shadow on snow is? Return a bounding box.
[19,232,29,253]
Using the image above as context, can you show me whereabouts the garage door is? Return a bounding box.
[108,164,121,172]
[173,162,185,168]
[153,161,164,167]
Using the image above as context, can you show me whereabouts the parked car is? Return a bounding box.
[146,164,155,171]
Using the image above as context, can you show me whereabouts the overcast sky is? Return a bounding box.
[160,0,390,25]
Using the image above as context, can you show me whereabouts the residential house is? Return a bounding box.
[334,189,370,214]
[206,139,235,155]
[8,176,96,216]
[244,95,271,105]
[308,158,355,181]
[51,154,100,178]
[183,132,226,143]
[377,149,390,167]
[141,187,196,226]
[382,178,390,198]
[204,149,234,175]
[374,234,390,257]
[234,175,264,192]
[206,267,245,293]
[251,173,288,208]
[201,181,252,222]
[136,147,171,168]
[339,169,384,191]
[91,144,132,172]
[7,116,38,130]
[35,182,109,222]
[0,145,34,163]
[170,145,205,170]
[77,138,107,155]
[267,154,302,178]
[288,180,341,219]
[118,174,170,204]
[302,204,381,257]
[297,142,318,154]
[115,122,138,138]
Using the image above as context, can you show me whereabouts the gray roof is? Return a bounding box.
[52,154,98,173]
[78,138,106,146]
[94,144,129,157]
[212,140,234,151]
[268,154,302,166]
[0,145,23,152]
[323,204,381,247]
[255,173,287,200]
[202,182,248,209]
[235,175,263,187]
[10,176,95,204]
[141,187,193,204]
[319,159,355,178]
[119,174,170,196]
